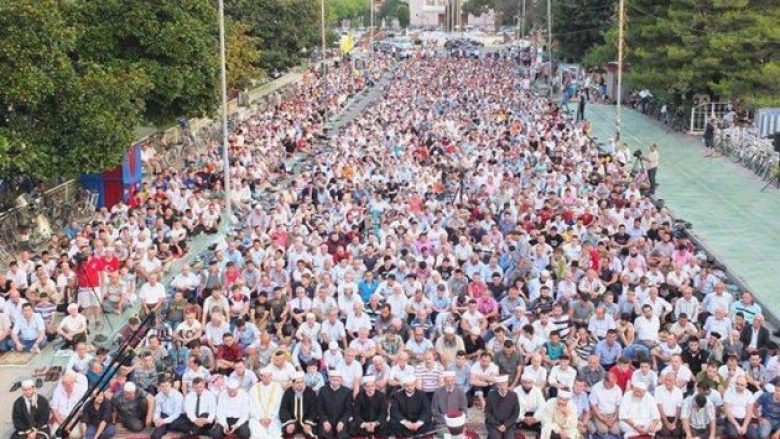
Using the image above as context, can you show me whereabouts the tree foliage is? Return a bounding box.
[226,0,331,71]
[588,0,780,108]
[0,0,147,179]
[553,0,616,62]
[226,20,264,93]
[377,0,410,28]
[68,0,220,125]
[331,0,370,24]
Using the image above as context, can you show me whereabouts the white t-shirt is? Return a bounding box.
[723,388,754,419]
[139,282,166,305]
[654,385,683,417]
[589,381,623,414]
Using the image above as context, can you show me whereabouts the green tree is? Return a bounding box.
[226,20,264,94]
[226,0,331,71]
[0,0,148,179]
[589,0,780,108]
[377,0,410,28]
[331,0,370,24]
[553,0,616,62]
[68,0,220,125]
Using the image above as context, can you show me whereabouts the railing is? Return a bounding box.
[689,101,732,134]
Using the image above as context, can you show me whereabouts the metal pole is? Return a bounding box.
[616,0,624,138]
[369,0,374,54]
[321,0,327,56]
[522,0,526,37]
[218,0,232,220]
[547,0,552,100]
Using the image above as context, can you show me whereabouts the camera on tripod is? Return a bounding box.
[633,149,643,158]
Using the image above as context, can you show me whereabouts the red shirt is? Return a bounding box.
[609,364,634,391]
[100,256,120,273]
[216,343,243,363]
[78,257,103,288]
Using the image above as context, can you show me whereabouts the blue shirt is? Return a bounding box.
[594,339,623,366]
[358,280,379,302]
[13,314,45,341]
[758,392,780,422]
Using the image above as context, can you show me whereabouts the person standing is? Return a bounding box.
[577,93,586,122]
[643,143,660,195]
[703,118,716,157]
[484,375,520,439]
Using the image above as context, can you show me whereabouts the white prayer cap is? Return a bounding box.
[363,376,376,384]
[329,370,343,378]
[442,371,456,378]
[328,341,339,350]
[291,371,305,380]
[227,379,241,389]
[521,372,536,381]
[495,375,509,384]
[402,376,417,385]
[632,381,647,391]
[260,367,273,376]
[470,327,481,336]
[445,410,466,428]
[123,382,137,392]
[557,390,572,399]
[21,379,35,389]
[541,270,550,277]
[444,326,456,335]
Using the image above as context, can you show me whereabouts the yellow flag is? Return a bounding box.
[340,33,354,54]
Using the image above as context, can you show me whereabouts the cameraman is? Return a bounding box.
[642,143,660,195]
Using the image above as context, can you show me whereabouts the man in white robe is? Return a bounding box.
[249,367,283,439]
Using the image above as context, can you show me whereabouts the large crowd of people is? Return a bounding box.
[6,46,780,439]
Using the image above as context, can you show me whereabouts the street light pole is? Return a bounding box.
[521,0,526,37]
[369,0,374,56]
[616,0,625,139]
[218,0,232,221]
[547,0,553,100]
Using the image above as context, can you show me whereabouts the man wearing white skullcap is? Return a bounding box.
[213,378,251,439]
[12,379,51,439]
[389,374,434,437]
[350,375,389,437]
[618,380,661,438]
[279,370,317,437]
[515,372,545,433]
[248,367,283,439]
[316,370,353,438]
[538,390,580,439]
[432,370,468,429]
[485,375,519,439]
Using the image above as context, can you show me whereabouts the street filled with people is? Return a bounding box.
[6,49,780,439]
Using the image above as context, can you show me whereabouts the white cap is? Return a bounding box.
[328,341,339,350]
[21,379,35,389]
[363,376,376,384]
[291,371,305,380]
[557,390,572,399]
[632,381,647,391]
[123,382,137,392]
[329,370,343,378]
[444,326,456,335]
[541,270,550,277]
[445,411,466,428]
[521,372,535,382]
[470,327,481,336]
[227,379,241,389]
[260,367,273,376]
[495,375,508,384]
[442,371,456,378]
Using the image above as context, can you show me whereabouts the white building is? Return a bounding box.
[408,0,495,30]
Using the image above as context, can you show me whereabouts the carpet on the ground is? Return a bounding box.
[0,351,35,365]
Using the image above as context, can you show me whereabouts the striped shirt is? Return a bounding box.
[415,362,443,392]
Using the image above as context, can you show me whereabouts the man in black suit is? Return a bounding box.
[316,370,352,439]
[279,371,318,438]
[740,314,770,355]
[12,380,51,439]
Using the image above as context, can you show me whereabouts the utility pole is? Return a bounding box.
[218,0,231,221]
[547,0,552,100]
[521,0,526,37]
[369,0,374,57]
[320,0,329,124]
[616,0,625,139]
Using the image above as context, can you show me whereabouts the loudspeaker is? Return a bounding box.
[774,133,780,153]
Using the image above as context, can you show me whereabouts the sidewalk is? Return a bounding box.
[587,103,780,316]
